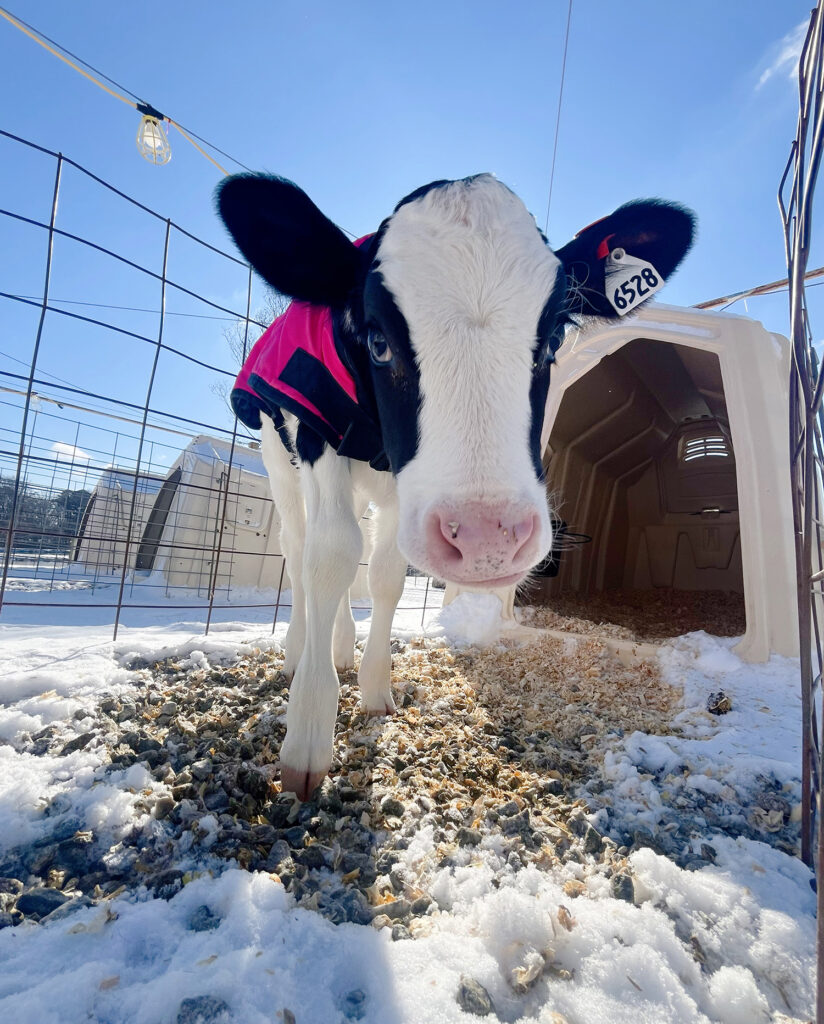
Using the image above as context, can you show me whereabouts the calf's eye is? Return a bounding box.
[367,329,393,365]
[533,339,552,370]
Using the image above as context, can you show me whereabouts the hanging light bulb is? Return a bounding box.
[136,103,171,165]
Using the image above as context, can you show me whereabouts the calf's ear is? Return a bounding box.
[555,200,696,319]
[216,173,363,307]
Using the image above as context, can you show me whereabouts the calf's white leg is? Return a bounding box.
[279,448,362,800]
[332,498,368,671]
[358,497,406,714]
[333,592,357,671]
[260,415,306,679]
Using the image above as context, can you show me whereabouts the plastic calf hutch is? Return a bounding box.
[446,304,797,663]
[135,434,372,599]
[73,467,166,577]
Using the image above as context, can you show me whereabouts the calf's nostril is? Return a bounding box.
[435,513,464,559]
[511,514,539,558]
[497,516,533,548]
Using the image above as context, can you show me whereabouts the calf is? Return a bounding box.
[217,173,694,799]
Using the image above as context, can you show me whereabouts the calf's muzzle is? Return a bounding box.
[424,499,545,586]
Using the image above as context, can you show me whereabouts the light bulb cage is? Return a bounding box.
[136,105,171,165]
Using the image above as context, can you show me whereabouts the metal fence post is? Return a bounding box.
[112,219,172,641]
[0,153,63,612]
[205,265,254,634]
[779,3,824,1019]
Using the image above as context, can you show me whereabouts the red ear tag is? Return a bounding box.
[574,214,609,237]
[596,234,616,260]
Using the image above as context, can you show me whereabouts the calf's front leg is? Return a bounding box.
[332,498,369,671]
[279,449,361,801]
[332,589,357,671]
[358,498,406,715]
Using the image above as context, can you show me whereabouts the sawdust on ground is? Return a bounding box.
[520,588,746,644]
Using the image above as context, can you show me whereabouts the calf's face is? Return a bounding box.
[217,173,694,588]
[363,177,560,585]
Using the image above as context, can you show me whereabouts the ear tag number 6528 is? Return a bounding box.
[604,247,664,316]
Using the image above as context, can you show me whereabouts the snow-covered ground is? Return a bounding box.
[0,564,444,631]
[0,587,815,1024]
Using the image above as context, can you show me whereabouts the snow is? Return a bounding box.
[0,566,443,633]
[429,591,505,647]
[0,846,813,1023]
[0,589,816,1023]
[595,633,805,838]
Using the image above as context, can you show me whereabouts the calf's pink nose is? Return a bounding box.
[425,500,543,583]
[439,509,535,556]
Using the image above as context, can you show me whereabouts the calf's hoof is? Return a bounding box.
[367,707,394,719]
[365,695,396,718]
[280,764,328,803]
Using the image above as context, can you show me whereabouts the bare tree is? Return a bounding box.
[212,289,289,411]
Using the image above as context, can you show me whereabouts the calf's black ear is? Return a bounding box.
[216,173,363,307]
[555,200,696,320]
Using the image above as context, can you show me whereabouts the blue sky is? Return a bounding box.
[0,0,818,489]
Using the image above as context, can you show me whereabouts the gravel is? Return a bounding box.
[176,995,232,1024]
[0,635,801,940]
[456,976,495,1016]
[189,905,221,932]
[16,887,71,918]
[610,873,635,903]
[337,989,367,1021]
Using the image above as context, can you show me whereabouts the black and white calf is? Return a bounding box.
[217,173,694,799]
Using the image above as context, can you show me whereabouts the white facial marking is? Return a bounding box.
[376,175,559,578]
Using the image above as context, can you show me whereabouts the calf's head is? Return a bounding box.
[217,174,694,587]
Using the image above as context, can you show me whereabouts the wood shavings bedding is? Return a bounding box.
[520,588,746,644]
[386,634,678,795]
[455,634,678,750]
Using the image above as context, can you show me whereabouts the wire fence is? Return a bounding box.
[0,129,444,637]
[780,2,824,1020]
[2,30,823,1009]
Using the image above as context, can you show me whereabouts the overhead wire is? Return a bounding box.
[3,4,816,323]
[0,7,361,238]
[0,8,144,103]
[544,0,573,236]
[0,5,251,176]
[0,346,90,393]
[0,7,135,108]
[0,8,253,174]
[7,294,247,321]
